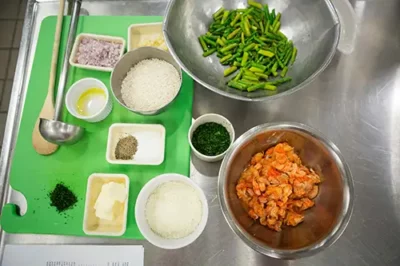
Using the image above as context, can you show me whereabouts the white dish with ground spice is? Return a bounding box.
[106,123,165,165]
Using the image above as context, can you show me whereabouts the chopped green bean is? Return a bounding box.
[248,0,262,9]
[264,84,277,90]
[220,54,232,63]
[221,11,230,24]
[203,37,217,47]
[247,82,265,92]
[199,36,208,52]
[258,49,275,57]
[220,43,238,53]
[281,66,288,77]
[227,28,241,40]
[241,51,249,66]
[213,7,225,19]
[199,3,298,92]
[244,43,256,52]
[290,47,297,65]
[255,72,269,80]
[230,13,241,26]
[228,80,247,90]
[224,66,238,76]
[249,66,264,73]
[203,48,216,57]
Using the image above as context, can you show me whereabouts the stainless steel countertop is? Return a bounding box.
[1,0,400,265]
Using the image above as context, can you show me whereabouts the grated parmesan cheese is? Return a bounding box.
[121,59,180,112]
[145,181,202,239]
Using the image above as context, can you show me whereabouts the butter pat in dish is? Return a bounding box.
[83,173,129,236]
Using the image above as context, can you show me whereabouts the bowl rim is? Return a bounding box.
[188,113,235,161]
[163,0,341,102]
[135,173,209,249]
[110,46,182,115]
[217,122,354,259]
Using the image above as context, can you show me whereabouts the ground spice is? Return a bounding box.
[115,135,138,160]
[191,122,231,156]
[49,183,78,212]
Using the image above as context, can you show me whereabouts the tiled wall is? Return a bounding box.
[0,0,27,149]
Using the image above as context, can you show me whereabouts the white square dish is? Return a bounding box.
[106,123,166,165]
[128,23,165,51]
[83,173,129,236]
[69,33,126,72]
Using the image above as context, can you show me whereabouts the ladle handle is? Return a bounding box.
[54,0,82,121]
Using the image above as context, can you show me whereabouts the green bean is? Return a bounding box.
[224,66,238,76]
[203,37,217,47]
[230,13,241,26]
[221,11,230,24]
[241,51,249,66]
[220,54,232,63]
[290,47,297,65]
[275,55,285,69]
[240,79,257,85]
[244,17,251,36]
[264,84,277,90]
[270,9,276,23]
[243,74,259,81]
[281,67,288,77]
[244,69,257,77]
[217,38,225,46]
[255,72,269,80]
[270,77,292,85]
[198,36,208,52]
[251,62,266,71]
[220,43,238,53]
[241,32,245,44]
[273,22,280,33]
[234,69,244,81]
[247,83,265,92]
[213,7,225,19]
[249,66,264,73]
[228,80,247,90]
[203,48,216,57]
[227,28,241,39]
[244,43,256,52]
[258,49,275,57]
[248,0,262,9]
[271,62,278,76]
[233,61,241,67]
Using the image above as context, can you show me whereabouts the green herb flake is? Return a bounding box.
[191,122,231,156]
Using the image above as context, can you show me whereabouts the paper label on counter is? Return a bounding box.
[2,245,144,266]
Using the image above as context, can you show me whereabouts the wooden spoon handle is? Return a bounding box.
[32,0,65,155]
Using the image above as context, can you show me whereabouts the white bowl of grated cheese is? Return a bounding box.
[135,173,208,249]
[111,47,182,115]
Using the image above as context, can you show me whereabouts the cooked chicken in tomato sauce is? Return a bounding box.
[236,142,321,231]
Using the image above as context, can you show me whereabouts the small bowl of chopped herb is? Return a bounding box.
[188,113,235,162]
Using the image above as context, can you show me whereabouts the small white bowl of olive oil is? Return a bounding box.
[66,78,112,122]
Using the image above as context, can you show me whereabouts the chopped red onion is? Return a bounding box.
[75,37,123,68]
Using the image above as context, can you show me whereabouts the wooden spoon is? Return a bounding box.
[32,0,65,155]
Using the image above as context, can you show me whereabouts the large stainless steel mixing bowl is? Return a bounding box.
[218,123,354,259]
[164,0,340,101]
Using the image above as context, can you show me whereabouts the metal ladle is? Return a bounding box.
[39,0,84,145]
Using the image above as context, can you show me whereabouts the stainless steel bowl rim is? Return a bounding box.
[163,0,341,102]
[110,47,183,115]
[218,122,354,259]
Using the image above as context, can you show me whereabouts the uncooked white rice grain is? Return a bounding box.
[121,59,180,111]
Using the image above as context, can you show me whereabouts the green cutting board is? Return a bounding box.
[0,16,193,239]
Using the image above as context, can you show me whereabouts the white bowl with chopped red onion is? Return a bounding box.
[69,33,125,72]
[110,47,182,115]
